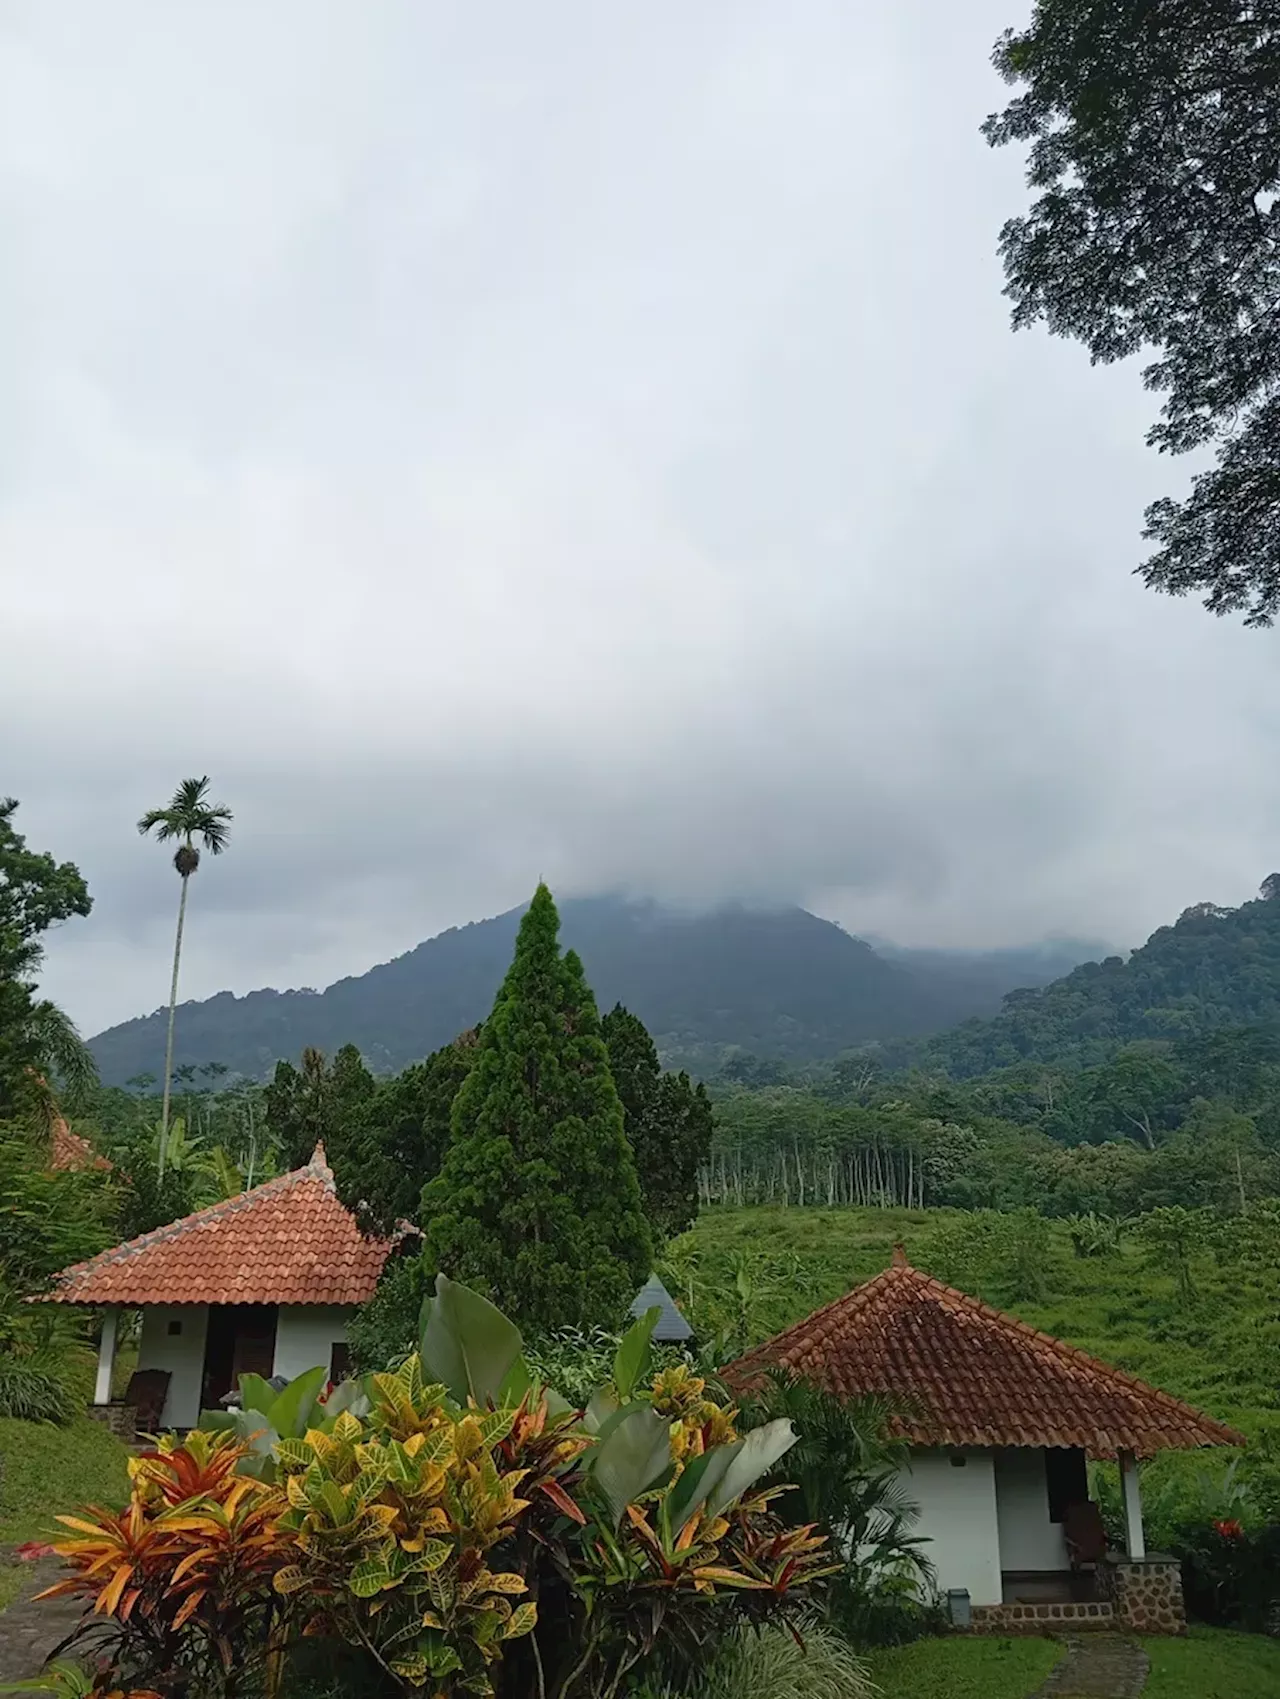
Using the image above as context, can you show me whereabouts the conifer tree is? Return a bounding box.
[421,885,652,1329]
[602,1002,713,1242]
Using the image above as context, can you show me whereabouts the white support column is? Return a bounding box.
[94,1305,119,1406]
[1120,1450,1146,1560]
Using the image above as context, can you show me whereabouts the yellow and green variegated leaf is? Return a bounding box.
[690,1565,769,1589]
[387,1655,428,1683]
[500,1601,538,1641]
[274,1438,313,1471]
[420,1609,444,1630]
[349,1557,396,1598]
[407,1538,452,1573]
[483,1572,527,1597]
[320,1481,350,1522]
[476,1408,517,1448]
[273,1565,310,1596]
[330,1409,363,1444]
[285,1474,310,1510]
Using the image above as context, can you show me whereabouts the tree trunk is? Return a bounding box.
[159,871,191,1173]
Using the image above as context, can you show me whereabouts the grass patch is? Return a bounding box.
[0,1413,130,1609]
[863,1634,1063,1698]
[1142,1625,1280,1698]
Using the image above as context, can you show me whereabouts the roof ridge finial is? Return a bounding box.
[310,1141,328,1169]
[891,1242,909,1268]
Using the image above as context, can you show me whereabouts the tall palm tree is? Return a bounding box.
[137,777,233,1166]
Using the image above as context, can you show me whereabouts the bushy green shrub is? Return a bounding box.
[0,1360,76,1423]
[637,1619,877,1699]
[0,1286,91,1423]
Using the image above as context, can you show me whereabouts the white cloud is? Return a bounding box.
[3,0,1275,1035]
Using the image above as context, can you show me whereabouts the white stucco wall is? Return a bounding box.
[272,1305,356,1383]
[137,1305,209,1429]
[901,1449,1003,1606]
[994,1448,1070,1573]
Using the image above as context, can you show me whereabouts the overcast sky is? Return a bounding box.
[5,1,1279,1039]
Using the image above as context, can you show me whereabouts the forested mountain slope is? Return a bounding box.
[911,892,1280,1078]
[87,895,1092,1084]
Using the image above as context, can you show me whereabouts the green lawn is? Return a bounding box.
[0,1415,130,1609]
[864,1634,1063,1699]
[1142,1626,1280,1698]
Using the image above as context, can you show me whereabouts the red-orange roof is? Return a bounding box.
[722,1253,1244,1459]
[45,1146,392,1307]
[49,1117,112,1173]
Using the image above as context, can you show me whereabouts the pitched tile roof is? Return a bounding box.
[49,1117,112,1173]
[44,1145,392,1307]
[722,1251,1244,1458]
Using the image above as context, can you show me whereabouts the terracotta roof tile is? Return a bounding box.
[49,1118,112,1173]
[44,1145,391,1307]
[722,1258,1244,1459]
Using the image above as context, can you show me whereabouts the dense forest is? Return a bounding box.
[85,894,1094,1083]
[895,890,1280,1076]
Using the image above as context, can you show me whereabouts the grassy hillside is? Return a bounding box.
[671,1205,1279,1449]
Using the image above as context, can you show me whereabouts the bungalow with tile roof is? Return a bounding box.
[43,1145,392,1431]
[722,1248,1244,1636]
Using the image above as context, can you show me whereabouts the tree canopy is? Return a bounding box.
[601,1002,713,1242]
[985,0,1280,624]
[0,797,95,1126]
[421,884,652,1330]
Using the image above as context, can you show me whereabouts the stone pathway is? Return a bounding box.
[1034,1633,1150,1699]
[0,1553,93,1688]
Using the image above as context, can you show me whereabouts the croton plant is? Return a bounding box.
[18,1277,836,1699]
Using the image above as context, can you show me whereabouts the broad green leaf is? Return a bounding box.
[666,1441,740,1530]
[420,1273,523,1404]
[590,1405,672,1526]
[238,1372,277,1418]
[584,1387,619,1435]
[705,1418,797,1519]
[270,1364,329,1438]
[612,1306,659,1401]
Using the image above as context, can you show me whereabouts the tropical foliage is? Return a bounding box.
[32,1276,834,1699]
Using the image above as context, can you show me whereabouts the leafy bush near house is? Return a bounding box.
[33,1277,835,1699]
[0,1290,91,1424]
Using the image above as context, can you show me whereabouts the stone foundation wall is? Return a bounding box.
[1100,1556,1186,1636]
[971,1601,1115,1634]
[87,1400,137,1444]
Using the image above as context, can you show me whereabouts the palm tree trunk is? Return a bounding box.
[159,872,191,1172]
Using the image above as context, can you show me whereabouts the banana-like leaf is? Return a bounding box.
[704,1418,797,1519]
[612,1307,659,1401]
[589,1405,672,1526]
[322,1376,372,1423]
[419,1274,524,1404]
[268,1364,329,1438]
[665,1440,741,1531]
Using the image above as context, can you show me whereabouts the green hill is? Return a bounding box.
[907,892,1280,1078]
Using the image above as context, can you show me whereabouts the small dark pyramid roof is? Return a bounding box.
[630,1273,693,1342]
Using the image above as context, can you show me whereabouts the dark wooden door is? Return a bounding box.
[201,1304,279,1409]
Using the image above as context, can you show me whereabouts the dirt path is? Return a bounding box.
[1034,1633,1150,1699]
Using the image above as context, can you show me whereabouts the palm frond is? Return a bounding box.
[25,999,99,1110]
[138,777,233,855]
